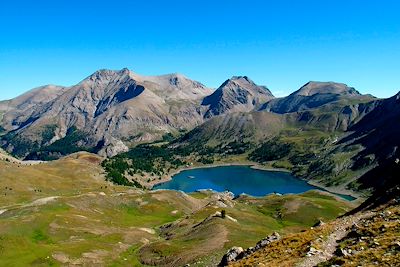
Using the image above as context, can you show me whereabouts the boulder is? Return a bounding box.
[218,247,244,266]
[254,232,281,250]
[218,232,281,265]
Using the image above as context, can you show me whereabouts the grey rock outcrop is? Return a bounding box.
[219,232,281,266]
[253,232,281,251]
[218,246,244,266]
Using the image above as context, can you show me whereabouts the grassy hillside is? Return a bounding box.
[230,199,399,267]
[0,154,353,266]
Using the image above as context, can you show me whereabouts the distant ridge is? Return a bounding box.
[261,81,373,114]
[0,68,379,161]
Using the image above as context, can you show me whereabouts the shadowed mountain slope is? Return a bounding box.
[262,81,374,114]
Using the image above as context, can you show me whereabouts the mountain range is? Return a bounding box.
[1,68,399,196]
[0,68,382,158]
[0,69,280,158]
[1,68,400,266]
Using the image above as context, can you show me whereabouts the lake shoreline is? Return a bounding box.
[148,162,360,201]
[307,180,365,202]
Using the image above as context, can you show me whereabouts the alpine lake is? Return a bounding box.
[153,165,356,201]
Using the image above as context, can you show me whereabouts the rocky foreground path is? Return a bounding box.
[298,211,373,267]
[228,200,400,267]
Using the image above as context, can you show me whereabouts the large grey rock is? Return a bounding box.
[254,232,281,250]
[218,246,244,266]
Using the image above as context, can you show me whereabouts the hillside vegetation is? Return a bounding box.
[1,70,399,266]
[0,154,353,266]
[229,197,400,267]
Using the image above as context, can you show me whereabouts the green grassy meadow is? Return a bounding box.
[0,153,354,266]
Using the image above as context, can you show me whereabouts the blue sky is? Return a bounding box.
[0,0,399,100]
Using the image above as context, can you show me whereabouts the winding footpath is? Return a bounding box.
[298,211,373,267]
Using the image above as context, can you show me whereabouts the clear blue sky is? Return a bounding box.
[1,0,399,100]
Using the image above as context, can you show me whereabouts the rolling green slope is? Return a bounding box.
[0,154,353,266]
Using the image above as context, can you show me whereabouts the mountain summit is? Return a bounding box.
[202,76,274,118]
[292,81,361,97]
[262,81,370,114]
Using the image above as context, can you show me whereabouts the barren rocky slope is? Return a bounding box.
[1,69,213,157]
[1,70,278,159]
[1,70,379,162]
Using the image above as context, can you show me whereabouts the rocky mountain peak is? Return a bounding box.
[260,81,372,114]
[229,76,263,87]
[202,76,274,118]
[222,76,253,87]
[293,81,361,97]
[82,68,133,85]
[231,75,251,82]
[87,69,116,80]
[219,76,273,96]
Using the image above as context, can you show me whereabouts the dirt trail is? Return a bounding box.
[0,191,111,212]
[298,212,373,267]
[0,196,60,213]
[23,196,59,207]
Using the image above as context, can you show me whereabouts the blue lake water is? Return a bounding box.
[153,165,355,200]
